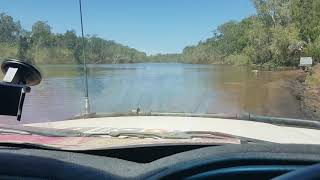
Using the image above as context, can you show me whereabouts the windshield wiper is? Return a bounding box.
[105,131,191,139]
[0,128,31,135]
[84,129,272,143]
[183,131,273,144]
[86,130,233,139]
[0,125,83,137]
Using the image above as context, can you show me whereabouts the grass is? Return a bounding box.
[305,64,320,87]
[0,43,18,60]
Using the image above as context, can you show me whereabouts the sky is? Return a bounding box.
[0,0,256,55]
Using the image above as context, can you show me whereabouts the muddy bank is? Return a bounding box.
[291,64,320,120]
[256,69,306,119]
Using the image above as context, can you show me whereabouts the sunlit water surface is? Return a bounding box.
[0,63,305,124]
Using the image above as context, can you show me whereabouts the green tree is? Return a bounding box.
[215,21,248,55]
[270,25,301,66]
[290,0,320,43]
[0,13,21,43]
[31,21,54,48]
[252,0,291,27]
[63,30,77,50]
[17,36,30,60]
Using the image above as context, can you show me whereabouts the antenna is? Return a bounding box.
[79,0,90,114]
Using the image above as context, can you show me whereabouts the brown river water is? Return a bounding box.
[0,63,306,125]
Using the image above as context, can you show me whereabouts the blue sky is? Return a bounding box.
[0,0,256,55]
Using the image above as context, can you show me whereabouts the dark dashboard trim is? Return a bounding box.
[0,144,319,179]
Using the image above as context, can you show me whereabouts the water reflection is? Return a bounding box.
[0,63,305,124]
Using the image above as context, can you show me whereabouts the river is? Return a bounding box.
[0,63,306,124]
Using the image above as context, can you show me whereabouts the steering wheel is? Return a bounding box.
[273,163,320,180]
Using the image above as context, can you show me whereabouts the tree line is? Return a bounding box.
[178,0,320,66]
[1,0,320,66]
[0,13,147,64]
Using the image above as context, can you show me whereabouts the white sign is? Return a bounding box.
[300,57,313,66]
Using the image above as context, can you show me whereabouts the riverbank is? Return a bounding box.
[291,64,320,120]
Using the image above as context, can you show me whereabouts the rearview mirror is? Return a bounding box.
[0,59,42,121]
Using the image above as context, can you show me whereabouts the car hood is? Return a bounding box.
[24,116,320,145]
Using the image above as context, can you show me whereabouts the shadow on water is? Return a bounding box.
[0,63,306,124]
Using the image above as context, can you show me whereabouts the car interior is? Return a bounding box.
[0,143,319,179]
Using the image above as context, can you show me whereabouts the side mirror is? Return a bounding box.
[0,59,42,121]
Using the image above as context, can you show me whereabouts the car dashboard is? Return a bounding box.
[0,144,319,179]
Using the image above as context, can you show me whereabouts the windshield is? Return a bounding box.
[0,0,319,146]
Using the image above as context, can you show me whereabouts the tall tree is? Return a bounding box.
[31,21,53,48]
[0,13,21,43]
[290,0,320,43]
[252,0,291,27]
